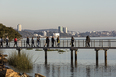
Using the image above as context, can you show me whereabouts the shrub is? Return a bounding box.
[8,52,33,70]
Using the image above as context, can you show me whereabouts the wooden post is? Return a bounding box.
[95,49,99,66]
[71,49,73,67]
[75,49,78,67]
[104,49,107,66]
[75,50,77,62]
[44,48,47,64]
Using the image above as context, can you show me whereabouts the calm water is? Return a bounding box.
[1,37,116,77]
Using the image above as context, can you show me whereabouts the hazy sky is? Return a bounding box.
[0,0,116,32]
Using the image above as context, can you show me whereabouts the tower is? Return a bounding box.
[17,24,22,31]
[58,26,63,33]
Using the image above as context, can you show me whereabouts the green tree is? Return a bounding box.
[0,23,22,41]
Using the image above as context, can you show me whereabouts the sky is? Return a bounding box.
[0,0,116,32]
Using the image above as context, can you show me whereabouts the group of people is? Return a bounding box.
[25,36,60,47]
[0,35,90,47]
[44,36,60,47]
[0,36,9,47]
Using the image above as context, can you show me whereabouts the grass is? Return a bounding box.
[47,49,58,51]
[58,50,65,52]
[8,52,33,70]
[35,49,43,51]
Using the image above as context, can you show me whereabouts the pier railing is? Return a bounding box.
[1,39,116,47]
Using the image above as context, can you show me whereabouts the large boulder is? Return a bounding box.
[5,69,20,77]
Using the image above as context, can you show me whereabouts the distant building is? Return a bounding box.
[34,34,38,37]
[43,31,47,36]
[17,24,22,31]
[58,26,63,33]
[63,27,67,33]
[53,33,60,38]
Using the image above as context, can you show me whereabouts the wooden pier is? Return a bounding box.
[0,39,116,66]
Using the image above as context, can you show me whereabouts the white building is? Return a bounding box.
[34,34,38,37]
[63,27,67,33]
[53,33,60,38]
[43,31,47,36]
[17,24,22,31]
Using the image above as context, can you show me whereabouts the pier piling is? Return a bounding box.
[75,49,78,67]
[44,48,48,64]
[104,49,107,66]
[95,49,99,66]
[71,49,73,67]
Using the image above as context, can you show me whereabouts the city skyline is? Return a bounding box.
[0,0,116,32]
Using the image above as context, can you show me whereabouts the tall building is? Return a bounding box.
[17,24,22,31]
[43,31,47,36]
[58,26,63,33]
[63,27,67,33]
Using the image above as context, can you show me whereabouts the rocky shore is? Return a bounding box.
[0,53,45,77]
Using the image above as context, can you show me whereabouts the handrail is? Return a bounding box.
[0,39,116,47]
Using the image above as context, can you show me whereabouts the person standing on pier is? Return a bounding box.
[31,37,35,47]
[86,36,90,47]
[0,37,3,47]
[14,37,17,47]
[44,36,49,47]
[6,36,9,47]
[37,36,40,47]
[51,36,55,47]
[71,36,74,47]
[26,37,30,47]
[57,36,60,47]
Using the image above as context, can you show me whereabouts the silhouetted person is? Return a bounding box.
[71,36,74,47]
[6,36,9,47]
[57,36,60,47]
[86,36,90,47]
[31,37,35,47]
[0,37,3,47]
[51,36,55,47]
[45,36,49,47]
[14,37,17,47]
[26,37,30,47]
[37,36,40,47]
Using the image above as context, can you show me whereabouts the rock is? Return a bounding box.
[5,69,20,77]
[21,72,29,77]
[35,73,46,77]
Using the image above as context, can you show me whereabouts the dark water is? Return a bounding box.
[2,48,116,77]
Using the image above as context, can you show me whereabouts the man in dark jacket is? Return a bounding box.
[46,36,49,47]
[26,37,30,47]
[51,36,55,47]
[86,36,90,47]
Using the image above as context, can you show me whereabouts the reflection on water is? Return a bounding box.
[2,49,116,77]
[33,63,116,77]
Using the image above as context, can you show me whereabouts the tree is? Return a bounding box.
[0,23,22,41]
